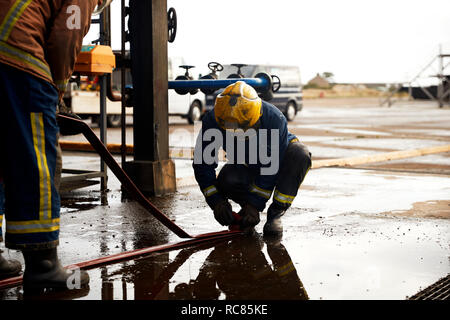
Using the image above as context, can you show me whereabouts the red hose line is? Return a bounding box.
[0,230,243,290]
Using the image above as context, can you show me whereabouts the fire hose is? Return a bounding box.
[0,115,243,290]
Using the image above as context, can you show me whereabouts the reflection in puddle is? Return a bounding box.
[166,235,308,300]
[0,235,308,300]
[92,234,308,300]
[60,196,100,212]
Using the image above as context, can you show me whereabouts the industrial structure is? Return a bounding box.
[61,0,280,197]
[381,45,450,107]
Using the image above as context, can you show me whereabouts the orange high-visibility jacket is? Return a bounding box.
[0,0,98,97]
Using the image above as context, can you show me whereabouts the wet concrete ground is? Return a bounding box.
[0,98,449,300]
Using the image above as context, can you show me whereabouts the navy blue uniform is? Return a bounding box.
[193,101,304,212]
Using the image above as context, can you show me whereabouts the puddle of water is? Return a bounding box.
[282,215,449,300]
[3,212,447,301]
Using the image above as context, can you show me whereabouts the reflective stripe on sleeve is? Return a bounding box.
[0,40,52,80]
[202,185,218,197]
[0,0,33,41]
[250,184,272,200]
[55,79,69,92]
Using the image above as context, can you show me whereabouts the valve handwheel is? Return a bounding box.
[178,65,196,79]
[230,63,248,78]
[168,7,177,43]
[271,75,281,93]
[176,65,198,95]
[208,62,224,73]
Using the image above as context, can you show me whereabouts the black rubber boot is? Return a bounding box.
[22,248,89,291]
[263,204,286,237]
[0,250,22,279]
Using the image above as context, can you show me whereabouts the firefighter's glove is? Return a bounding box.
[57,100,83,136]
[240,203,260,228]
[213,199,234,226]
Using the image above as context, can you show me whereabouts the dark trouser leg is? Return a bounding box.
[264,141,311,236]
[0,63,60,250]
[216,164,255,207]
[272,141,311,211]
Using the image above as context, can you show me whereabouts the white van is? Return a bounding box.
[64,57,206,126]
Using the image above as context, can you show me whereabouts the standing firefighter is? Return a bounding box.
[193,81,312,237]
[0,0,102,290]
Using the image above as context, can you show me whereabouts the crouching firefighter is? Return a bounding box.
[0,0,105,290]
[193,81,312,237]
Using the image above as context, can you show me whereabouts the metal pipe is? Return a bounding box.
[99,75,108,194]
[99,8,110,194]
[120,0,127,167]
[106,73,121,102]
[168,77,268,91]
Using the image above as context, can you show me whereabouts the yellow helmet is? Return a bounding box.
[214,81,262,130]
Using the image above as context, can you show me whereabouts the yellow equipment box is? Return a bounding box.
[74,45,116,75]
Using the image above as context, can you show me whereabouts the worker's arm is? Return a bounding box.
[193,112,225,210]
[46,0,98,100]
[247,111,289,212]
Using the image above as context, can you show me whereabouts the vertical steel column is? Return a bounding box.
[99,75,108,191]
[99,8,111,192]
[126,0,176,196]
[120,0,127,167]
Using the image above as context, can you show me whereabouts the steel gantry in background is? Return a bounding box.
[380,45,450,108]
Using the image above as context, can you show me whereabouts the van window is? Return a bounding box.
[218,65,257,79]
[217,65,301,88]
[267,67,301,87]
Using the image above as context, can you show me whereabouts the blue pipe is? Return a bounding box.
[168,77,269,91]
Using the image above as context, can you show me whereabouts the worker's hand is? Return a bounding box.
[213,199,234,226]
[57,100,83,136]
[240,203,260,228]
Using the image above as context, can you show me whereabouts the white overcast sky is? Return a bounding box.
[87,0,450,84]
